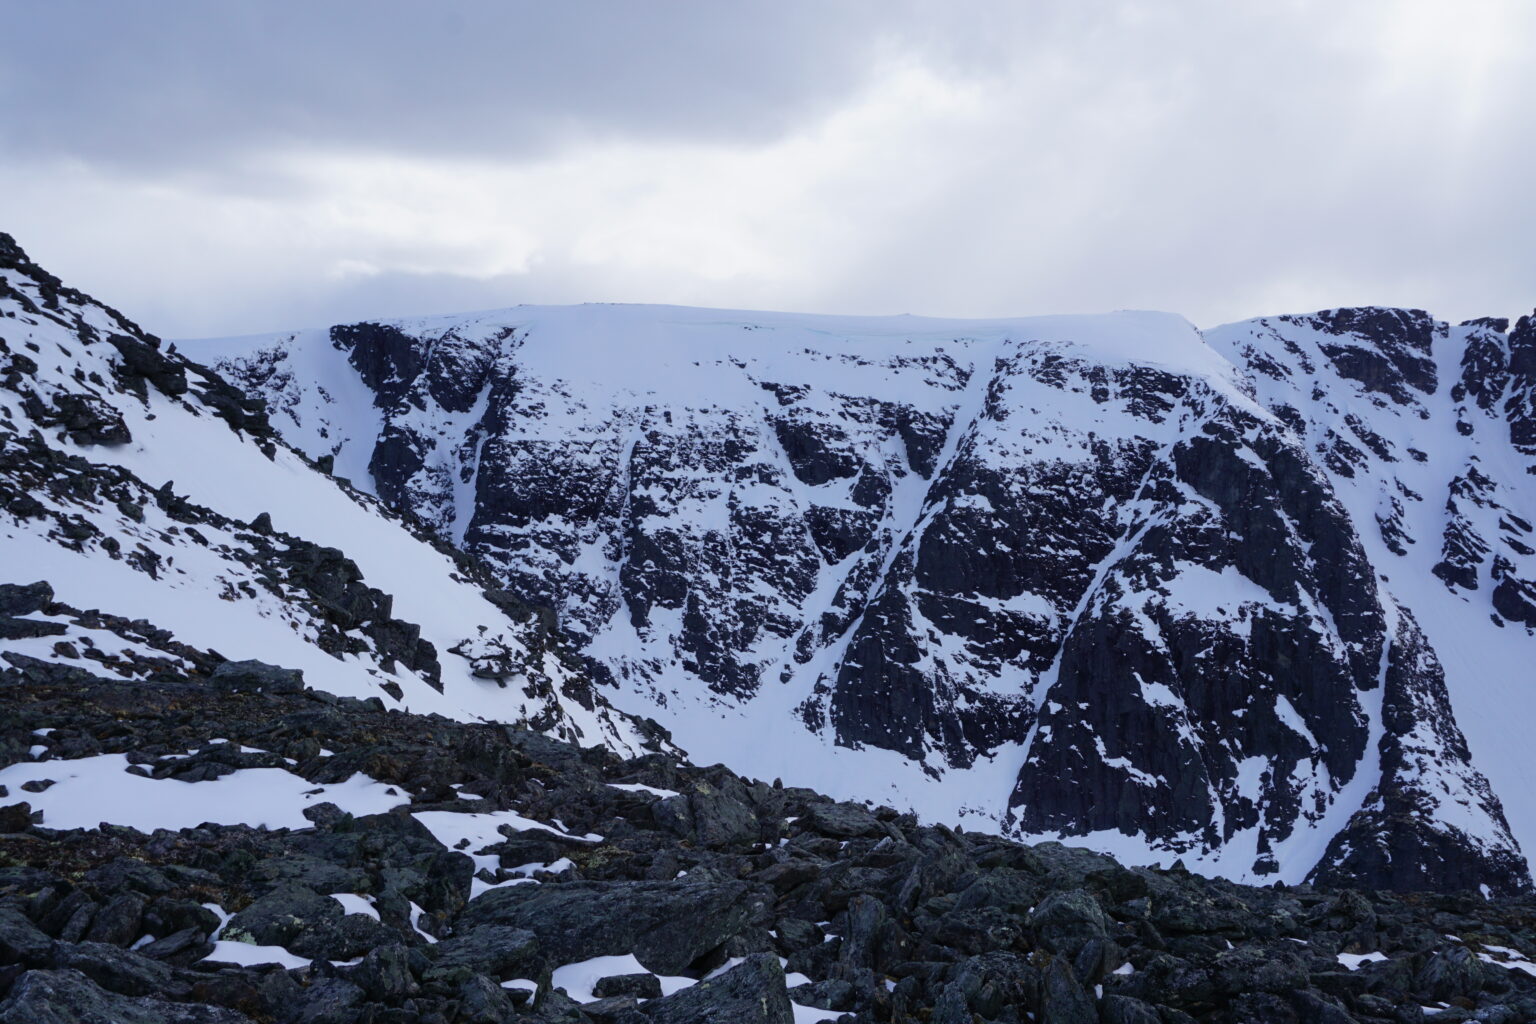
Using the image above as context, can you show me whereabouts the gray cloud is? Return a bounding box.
[1,1,901,168]
[3,1,1534,338]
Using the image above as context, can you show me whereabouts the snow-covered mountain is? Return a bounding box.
[189,298,1536,896]
[0,232,665,756]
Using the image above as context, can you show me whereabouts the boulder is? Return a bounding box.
[788,978,857,1012]
[582,994,646,1024]
[0,968,253,1023]
[1416,944,1505,1001]
[1099,994,1163,1024]
[1037,955,1096,1024]
[494,827,590,869]
[46,941,182,999]
[84,892,146,947]
[639,953,792,1024]
[0,905,51,963]
[40,890,97,941]
[1028,888,1111,962]
[349,943,419,1002]
[594,972,663,999]
[137,927,214,965]
[457,973,518,1023]
[222,883,388,961]
[141,896,220,939]
[288,977,364,1024]
[210,660,305,695]
[85,858,176,897]
[755,859,819,893]
[0,581,52,616]
[427,924,540,979]
[458,876,769,975]
[0,802,32,833]
[653,787,759,849]
[801,801,882,839]
[0,617,67,640]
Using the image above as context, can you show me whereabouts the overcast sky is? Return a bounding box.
[3,0,1533,338]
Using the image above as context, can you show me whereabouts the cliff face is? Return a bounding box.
[194,298,1536,894]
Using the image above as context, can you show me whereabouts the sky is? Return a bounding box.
[2,0,1533,339]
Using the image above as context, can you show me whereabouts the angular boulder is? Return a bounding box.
[210,660,305,695]
[221,883,388,960]
[457,876,769,975]
[0,580,52,616]
[640,953,792,1024]
[0,968,253,1023]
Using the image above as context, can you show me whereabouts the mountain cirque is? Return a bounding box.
[5,227,1536,1021]
[200,295,1536,894]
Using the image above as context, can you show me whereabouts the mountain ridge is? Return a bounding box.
[0,231,667,757]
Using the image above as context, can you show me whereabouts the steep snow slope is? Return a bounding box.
[194,300,1535,894]
[0,233,660,755]
[1205,309,1536,883]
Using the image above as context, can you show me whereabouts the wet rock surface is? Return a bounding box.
[4,656,1536,1023]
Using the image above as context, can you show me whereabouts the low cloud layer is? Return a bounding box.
[4,1,1533,338]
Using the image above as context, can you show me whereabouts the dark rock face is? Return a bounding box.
[209,300,1536,895]
[6,220,1536,916]
[1429,317,1536,625]
[1010,409,1383,859]
[1507,311,1536,453]
[331,322,427,411]
[25,390,133,445]
[1302,306,1440,404]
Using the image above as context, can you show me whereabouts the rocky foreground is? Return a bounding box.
[2,597,1536,1023]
